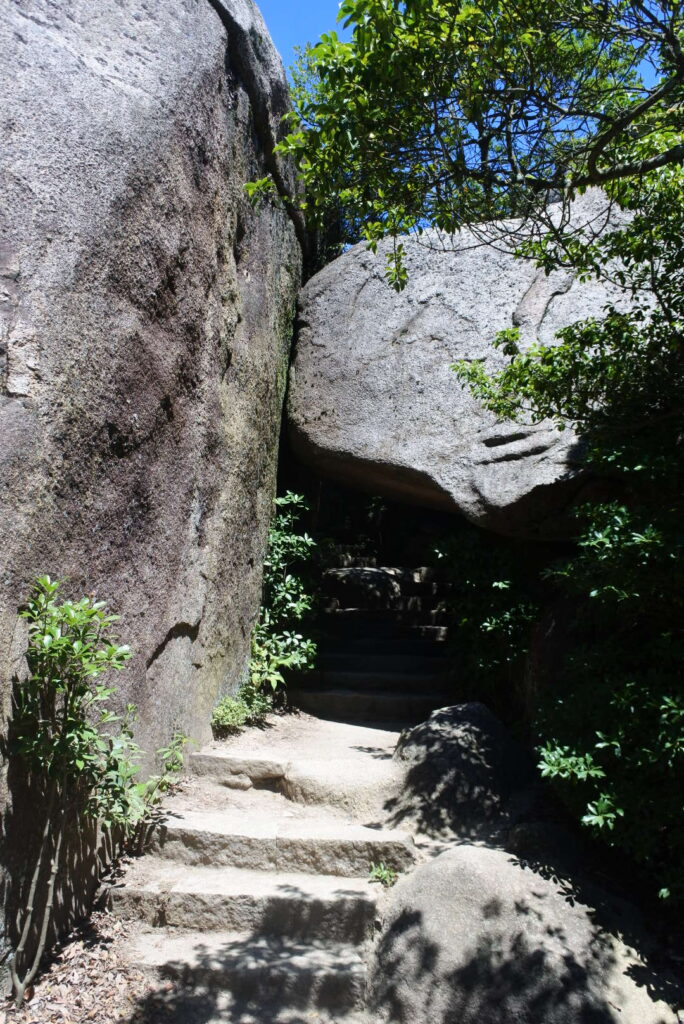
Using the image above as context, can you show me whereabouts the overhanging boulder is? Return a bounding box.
[288,192,630,538]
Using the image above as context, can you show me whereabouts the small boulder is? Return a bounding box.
[369,845,681,1024]
[388,703,538,837]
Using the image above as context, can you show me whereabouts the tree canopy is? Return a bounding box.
[275,0,684,283]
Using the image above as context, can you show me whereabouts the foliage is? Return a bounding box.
[10,577,187,1006]
[248,492,317,698]
[432,529,542,721]
[250,619,317,694]
[454,166,684,900]
[244,176,279,208]
[277,0,684,285]
[211,682,273,737]
[261,493,317,623]
[369,862,398,887]
[212,493,317,735]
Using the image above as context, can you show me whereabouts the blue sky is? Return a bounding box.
[259,0,347,68]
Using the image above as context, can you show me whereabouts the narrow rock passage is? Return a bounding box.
[289,564,456,725]
[110,714,421,1024]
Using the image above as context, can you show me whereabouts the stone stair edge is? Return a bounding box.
[110,858,378,942]
[130,927,369,968]
[113,856,380,892]
[155,806,413,843]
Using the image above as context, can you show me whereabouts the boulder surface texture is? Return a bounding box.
[288,192,628,538]
[0,0,301,959]
[369,844,680,1024]
[389,703,538,838]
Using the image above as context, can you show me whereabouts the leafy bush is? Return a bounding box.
[211,492,317,736]
[10,577,187,1006]
[432,528,543,722]
[249,493,317,697]
[455,173,684,902]
[249,620,317,694]
[211,682,273,738]
[212,696,250,734]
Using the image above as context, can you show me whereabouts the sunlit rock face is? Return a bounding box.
[0,0,301,953]
[288,191,630,539]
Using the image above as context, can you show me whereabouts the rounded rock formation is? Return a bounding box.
[288,192,631,538]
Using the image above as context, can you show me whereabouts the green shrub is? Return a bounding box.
[10,577,187,1006]
[212,492,317,737]
[250,620,317,694]
[432,526,544,725]
[249,492,317,697]
[212,696,250,734]
[211,682,273,737]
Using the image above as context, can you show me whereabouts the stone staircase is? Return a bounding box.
[109,715,418,1024]
[289,565,456,724]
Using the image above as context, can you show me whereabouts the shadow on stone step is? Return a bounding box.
[350,744,394,761]
[123,931,364,1024]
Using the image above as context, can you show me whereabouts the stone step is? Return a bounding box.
[315,652,451,674]
[121,987,370,1024]
[323,599,451,618]
[130,930,367,1017]
[322,607,451,629]
[191,750,288,789]
[289,688,452,724]
[290,669,451,694]
[190,751,404,819]
[323,566,448,590]
[148,807,415,876]
[111,860,377,943]
[319,624,450,648]
[191,716,406,817]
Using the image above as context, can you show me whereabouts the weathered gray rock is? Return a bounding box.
[0,0,301,761]
[369,845,681,1024]
[0,0,300,965]
[388,703,538,838]
[288,192,629,537]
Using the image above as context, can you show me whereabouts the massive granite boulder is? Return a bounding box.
[0,0,301,960]
[0,0,302,754]
[369,845,681,1024]
[288,193,628,538]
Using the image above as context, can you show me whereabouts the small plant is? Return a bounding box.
[211,493,317,738]
[369,862,398,888]
[244,175,279,209]
[131,727,189,828]
[212,695,250,734]
[9,577,187,1007]
[211,681,273,738]
[249,493,316,699]
[249,619,317,695]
